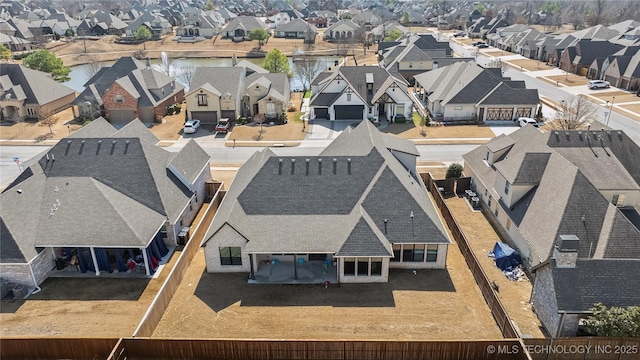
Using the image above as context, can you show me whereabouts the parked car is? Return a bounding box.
[517,117,540,127]
[215,118,231,134]
[476,43,489,48]
[453,31,466,37]
[473,41,486,46]
[588,80,610,89]
[183,119,201,134]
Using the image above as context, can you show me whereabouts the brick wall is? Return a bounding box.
[152,89,185,123]
[531,264,559,336]
[103,82,138,119]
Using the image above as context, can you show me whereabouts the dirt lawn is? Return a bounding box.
[483,50,512,57]
[585,91,638,104]
[546,74,590,87]
[507,59,552,72]
[152,169,502,340]
[0,250,180,337]
[0,108,80,144]
[382,121,495,141]
[445,197,546,338]
[620,104,640,121]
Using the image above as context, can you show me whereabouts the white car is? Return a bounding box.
[588,80,610,89]
[517,117,540,128]
[183,119,201,134]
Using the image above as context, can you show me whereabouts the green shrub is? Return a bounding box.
[167,107,175,115]
[395,115,406,123]
[13,51,35,60]
[446,163,464,178]
[174,103,181,114]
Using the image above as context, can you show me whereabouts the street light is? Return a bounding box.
[606,95,615,126]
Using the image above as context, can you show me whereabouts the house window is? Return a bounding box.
[454,106,463,110]
[391,244,401,262]
[504,182,510,195]
[371,258,382,276]
[194,191,198,203]
[488,196,492,208]
[197,94,208,106]
[426,245,438,262]
[396,104,405,116]
[403,244,425,262]
[160,224,168,240]
[344,258,355,276]
[114,95,124,103]
[495,208,499,217]
[506,218,511,231]
[346,93,352,102]
[189,203,193,211]
[615,195,626,207]
[219,247,242,265]
[357,259,368,276]
[266,102,276,115]
[27,108,36,116]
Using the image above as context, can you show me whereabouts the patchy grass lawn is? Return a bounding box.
[546,74,590,87]
[619,104,640,121]
[507,59,552,72]
[0,107,80,144]
[382,121,495,141]
[483,50,512,57]
[149,108,187,141]
[585,91,637,104]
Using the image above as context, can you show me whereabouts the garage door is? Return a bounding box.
[335,105,364,120]
[109,109,136,124]
[191,111,217,124]
[604,75,616,86]
[314,108,328,120]
[221,110,236,120]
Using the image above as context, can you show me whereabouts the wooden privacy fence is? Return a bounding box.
[109,338,530,360]
[132,184,225,338]
[420,172,519,339]
[0,337,118,360]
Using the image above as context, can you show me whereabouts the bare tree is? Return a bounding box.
[294,56,322,91]
[551,96,598,130]
[176,63,196,88]
[156,52,175,77]
[84,58,104,78]
[8,112,25,134]
[132,49,148,60]
[78,96,102,122]
[589,0,606,26]
[564,2,586,30]
[488,58,507,74]
[39,110,59,134]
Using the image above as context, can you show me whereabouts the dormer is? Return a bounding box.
[484,135,514,166]
[493,152,551,209]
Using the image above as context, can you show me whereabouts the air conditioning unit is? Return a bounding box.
[12,284,28,299]
[471,197,480,209]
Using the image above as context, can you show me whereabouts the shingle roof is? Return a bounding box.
[67,117,116,138]
[551,258,640,312]
[336,217,393,256]
[188,67,245,99]
[168,139,210,184]
[276,18,317,32]
[0,64,75,106]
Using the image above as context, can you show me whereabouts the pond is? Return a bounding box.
[63,55,340,92]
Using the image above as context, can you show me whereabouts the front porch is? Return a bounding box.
[250,259,338,284]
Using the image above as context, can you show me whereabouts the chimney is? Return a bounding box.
[554,234,579,268]
[318,159,322,175]
[332,158,337,175]
[305,159,310,176]
[278,158,283,175]
[291,159,296,175]
[347,158,351,175]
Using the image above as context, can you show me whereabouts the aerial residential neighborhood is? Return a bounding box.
[1,0,640,358]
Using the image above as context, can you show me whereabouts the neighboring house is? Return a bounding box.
[558,39,623,76]
[201,120,451,284]
[72,57,184,124]
[599,46,640,91]
[413,61,539,123]
[77,10,128,35]
[351,9,380,30]
[323,19,360,41]
[0,31,32,50]
[367,22,408,43]
[0,118,211,288]
[274,18,316,41]
[185,66,246,123]
[177,11,222,38]
[186,64,291,122]
[309,65,413,122]
[221,15,268,39]
[0,64,76,121]
[463,127,640,337]
[125,12,173,38]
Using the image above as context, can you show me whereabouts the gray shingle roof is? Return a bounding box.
[188,67,245,99]
[168,139,210,184]
[112,119,159,144]
[551,258,640,312]
[67,117,116,138]
[0,64,75,106]
[309,92,341,106]
[336,217,393,257]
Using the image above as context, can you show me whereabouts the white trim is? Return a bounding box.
[89,247,100,276]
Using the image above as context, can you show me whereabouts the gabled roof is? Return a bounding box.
[223,15,267,32]
[188,67,245,99]
[1,122,210,263]
[275,18,317,32]
[202,120,450,256]
[0,64,75,106]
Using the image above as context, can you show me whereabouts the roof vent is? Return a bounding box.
[79,140,85,155]
[65,140,72,155]
[347,158,352,175]
[110,140,117,155]
[96,140,102,155]
[305,158,310,176]
[278,158,283,175]
[291,158,296,175]
[332,158,337,175]
[16,189,23,194]
[318,158,322,175]
[124,140,130,154]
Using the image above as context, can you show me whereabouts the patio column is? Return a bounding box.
[511,108,517,120]
[142,248,151,276]
[293,255,298,280]
[89,247,100,276]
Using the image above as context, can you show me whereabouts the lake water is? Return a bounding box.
[63,56,340,92]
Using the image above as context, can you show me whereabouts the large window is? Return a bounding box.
[504,182,510,195]
[344,258,355,276]
[371,258,382,276]
[396,104,405,116]
[426,245,438,262]
[403,244,425,262]
[114,95,124,103]
[197,94,208,106]
[266,102,276,115]
[219,247,242,265]
[357,260,368,276]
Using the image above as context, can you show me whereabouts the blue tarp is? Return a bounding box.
[492,242,521,271]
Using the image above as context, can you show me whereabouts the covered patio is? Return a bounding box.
[250,258,338,284]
